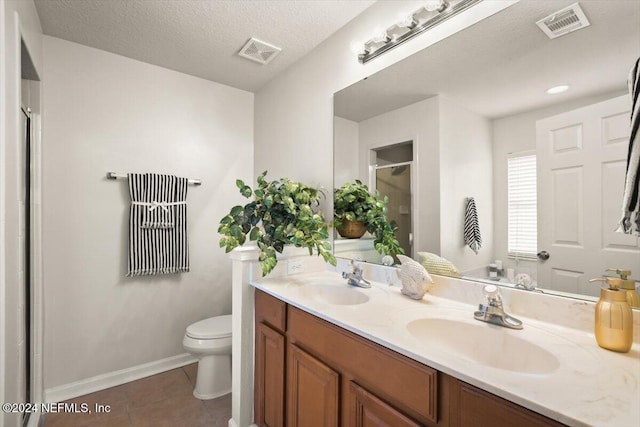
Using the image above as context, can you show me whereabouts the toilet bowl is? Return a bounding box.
[183,314,232,400]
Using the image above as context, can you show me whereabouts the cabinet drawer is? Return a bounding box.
[287,306,438,425]
[256,289,287,332]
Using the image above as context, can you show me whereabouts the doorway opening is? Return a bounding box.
[20,36,41,426]
[371,141,414,257]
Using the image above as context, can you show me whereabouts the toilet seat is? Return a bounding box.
[186,314,232,340]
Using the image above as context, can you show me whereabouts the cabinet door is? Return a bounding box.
[450,380,565,427]
[349,382,422,427]
[287,343,339,427]
[255,322,285,427]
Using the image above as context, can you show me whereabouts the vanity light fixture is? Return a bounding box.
[546,84,570,94]
[357,0,482,64]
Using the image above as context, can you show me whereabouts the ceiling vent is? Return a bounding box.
[536,2,590,39]
[238,38,282,65]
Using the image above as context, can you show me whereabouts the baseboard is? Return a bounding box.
[44,353,197,403]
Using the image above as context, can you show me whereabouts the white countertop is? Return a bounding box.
[252,270,640,427]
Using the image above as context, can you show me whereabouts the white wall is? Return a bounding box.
[333,116,359,188]
[1,1,43,426]
[492,90,626,273]
[439,97,493,272]
[41,36,254,393]
[254,1,518,221]
[358,98,441,256]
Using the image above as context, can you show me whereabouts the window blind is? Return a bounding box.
[507,153,537,258]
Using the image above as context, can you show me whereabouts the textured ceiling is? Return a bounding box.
[34,0,375,92]
[335,0,640,121]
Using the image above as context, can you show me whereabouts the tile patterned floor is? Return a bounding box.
[43,364,231,427]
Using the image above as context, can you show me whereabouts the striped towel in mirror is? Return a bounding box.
[464,197,482,255]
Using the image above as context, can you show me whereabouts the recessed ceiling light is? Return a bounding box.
[546,85,570,94]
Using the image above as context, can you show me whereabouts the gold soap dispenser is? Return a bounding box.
[589,277,633,353]
[606,269,640,308]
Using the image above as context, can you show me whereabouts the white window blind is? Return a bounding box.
[507,153,537,258]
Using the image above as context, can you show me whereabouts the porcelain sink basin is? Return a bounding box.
[301,284,371,306]
[406,317,560,374]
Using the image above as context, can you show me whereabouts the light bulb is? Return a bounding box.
[371,27,389,43]
[425,0,448,12]
[546,84,570,94]
[397,14,417,29]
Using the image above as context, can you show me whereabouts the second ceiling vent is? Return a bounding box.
[536,2,591,39]
[238,37,282,65]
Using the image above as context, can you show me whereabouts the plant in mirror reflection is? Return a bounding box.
[333,180,404,257]
[218,171,336,276]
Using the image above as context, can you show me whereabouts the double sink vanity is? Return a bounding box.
[249,265,639,427]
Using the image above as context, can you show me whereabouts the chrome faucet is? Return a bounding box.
[474,285,523,330]
[342,261,371,288]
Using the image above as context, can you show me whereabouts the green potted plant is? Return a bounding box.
[218,171,336,276]
[333,179,404,257]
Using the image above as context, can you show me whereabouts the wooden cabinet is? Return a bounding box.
[254,290,287,427]
[255,322,285,427]
[449,380,564,427]
[287,343,339,427]
[349,382,422,427]
[254,289,566,427]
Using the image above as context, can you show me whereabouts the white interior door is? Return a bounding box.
[537,95,640,297]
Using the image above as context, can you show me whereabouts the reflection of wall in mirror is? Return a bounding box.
[335,90,635,283]
[359,96,494,272]
[438,97,493,272]
[333,237,381,264]
[492,90,628,276]
[359,97,440,259]
[335,96,494,272]
[334,116,359,188]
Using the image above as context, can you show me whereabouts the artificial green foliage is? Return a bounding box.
[218,171,336,276]
[333,180,404,256]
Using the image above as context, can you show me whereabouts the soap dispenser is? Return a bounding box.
[589,277,633,353]
[606,269,640,308]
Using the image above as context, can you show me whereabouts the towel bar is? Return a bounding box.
[106,172,202,186]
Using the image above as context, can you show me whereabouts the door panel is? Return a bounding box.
[255,322,285,427]
[287,343,339,427]
[537,95,640,296]
[348,382,420,427]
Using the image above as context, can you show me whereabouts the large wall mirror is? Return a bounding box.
[333,0,640,301]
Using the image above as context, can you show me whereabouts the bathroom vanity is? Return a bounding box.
[255,289,562,427]
[250,270,640,427]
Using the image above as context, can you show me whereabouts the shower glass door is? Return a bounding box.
[375,162,412,257]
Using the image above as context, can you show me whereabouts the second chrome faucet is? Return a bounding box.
[474,285,523,330]
[342,261,371,288]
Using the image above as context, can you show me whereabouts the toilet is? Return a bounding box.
[182,314,232,400]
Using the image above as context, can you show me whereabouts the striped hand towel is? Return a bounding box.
[464,197,482,254]
[618,56,640,235]
[140,174,179,229]
[127,173,189,276]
